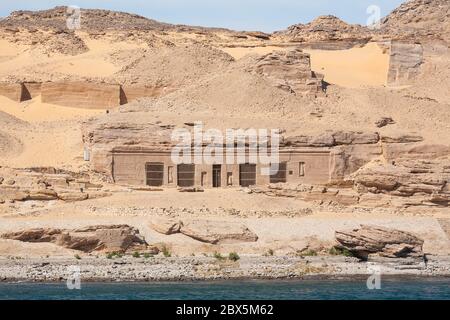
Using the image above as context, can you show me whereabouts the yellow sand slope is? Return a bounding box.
[305,42,389,87]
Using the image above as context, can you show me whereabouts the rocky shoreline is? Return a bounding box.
[1,255,449,283]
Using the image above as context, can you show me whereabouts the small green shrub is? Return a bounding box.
[74,254,81,260]
[213,252,225,260]
[143,253,153,259]
[298,249,317,257]
[161,245,171,257]
[106,251,123,259]
[132,251,141,258]
[329,246,354,257]
[228,252,240,262]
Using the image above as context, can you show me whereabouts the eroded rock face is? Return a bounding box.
[250,49,324,96]
[387,42,424,86]
[1,225,147,253]
[283,131,379,148]
[41,82,121,109]
[0,166,106,203]
[352,159,450,205]
[380,133,424,143]
[180,220,258,244]
[335,225,424,260]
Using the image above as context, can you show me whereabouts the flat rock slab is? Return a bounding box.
[180,220,258,244]
[150,218,182,235]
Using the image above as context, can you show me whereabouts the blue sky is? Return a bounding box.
[0,0,406,32]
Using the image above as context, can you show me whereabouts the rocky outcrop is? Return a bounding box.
[335,225,424,260]
[274,15,371,48]
[0,167,107,203]
[381,0,450,44]
[1,6,173,32]
[0,22,88,55]
[380,132,424,143]
[352,159,450,206]
[387,42,423,86]
[383,144,450,162]
[249,49,324,96]
[283,131,380,148]
[1,225,148,253]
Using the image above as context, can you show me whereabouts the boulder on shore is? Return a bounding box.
[335,225,424,260]
[1,225,148,253]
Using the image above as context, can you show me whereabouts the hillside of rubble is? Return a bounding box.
[380,0,450,44]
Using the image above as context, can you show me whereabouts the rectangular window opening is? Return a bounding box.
[270,162,287,184]
[145,162,164,187]
[239,163,256,187]
[177,164,195,187]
